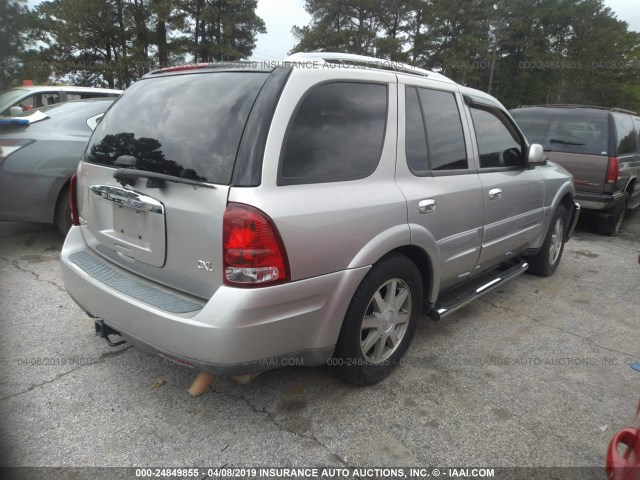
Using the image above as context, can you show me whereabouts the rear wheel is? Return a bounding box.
[596,192,629,237]
[333,253,422,385]
[527,205,567,277]
[54,187,73,236]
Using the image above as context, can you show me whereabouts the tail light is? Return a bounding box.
[69,173,80,226]
[223,203,290,287]
[606,157,619,185]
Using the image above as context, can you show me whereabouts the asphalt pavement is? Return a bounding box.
[0,212,638,470]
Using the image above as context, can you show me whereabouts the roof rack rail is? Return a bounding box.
[284,52,456,84]
[513,104,638,115]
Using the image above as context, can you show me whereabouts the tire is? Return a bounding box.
[596,192,629,237]
[527,205,567,277]
[54,187,73,236]
[333,253,422,385]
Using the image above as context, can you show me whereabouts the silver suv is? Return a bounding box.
[61,53,579,385]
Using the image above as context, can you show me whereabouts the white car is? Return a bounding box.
[0,85,121,116]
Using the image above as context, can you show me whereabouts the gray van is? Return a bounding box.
[511,105,640,235]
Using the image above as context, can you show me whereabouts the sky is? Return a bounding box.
[26,0,640,61]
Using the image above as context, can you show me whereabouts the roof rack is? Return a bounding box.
[148,61,268,75]
[513,104,638,115]
[284,52,456,84]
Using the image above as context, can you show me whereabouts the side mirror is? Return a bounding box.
[9,106,23,116]
[527,143,547,167]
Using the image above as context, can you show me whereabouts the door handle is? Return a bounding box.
[489,188,503,200]
[419,199,436,214]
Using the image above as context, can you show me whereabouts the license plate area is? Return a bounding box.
[114,205,150,249]
[86,185,166,267]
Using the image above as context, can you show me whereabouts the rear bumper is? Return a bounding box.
[575,191,623,212]
[61,226,369,376]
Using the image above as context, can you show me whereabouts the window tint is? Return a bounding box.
[405,87,428,172]
[85,72,268,185]
[542,109,609,156]
[613,113,637,155]
[470,107,524,168]
[510,108,552,144]
[280,82,387,184]
[418,88,467,170]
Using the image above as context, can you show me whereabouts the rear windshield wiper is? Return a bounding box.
[549,138,585,146]
[113,168,215,189]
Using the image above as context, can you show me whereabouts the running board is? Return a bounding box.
[428,260,529,321]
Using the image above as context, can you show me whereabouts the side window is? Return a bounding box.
[405,87,429,172]
[81,93,106,99]
[67,93,82,101]
[38,93,60,107]
[280,82,387,184]
[470,107,525,168]
[613,113,637,155]
[635,118,640,153]
[11,94,36,112]
[418,88,468,170]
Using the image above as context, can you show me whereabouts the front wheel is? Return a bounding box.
[333,253,422,385]
[527,205,567,277]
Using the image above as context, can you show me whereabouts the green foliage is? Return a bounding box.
[0,0,30,89]
[293,0,640,111]
[3,0,265,89]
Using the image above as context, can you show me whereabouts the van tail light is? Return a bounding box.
[606,157,619,185]
[223,203,290,287]
[69,173,80,226]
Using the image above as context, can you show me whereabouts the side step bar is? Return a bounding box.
[428,260,529,321]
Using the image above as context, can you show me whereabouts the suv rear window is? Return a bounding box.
[280,82,387,184]
[85,72,269,185]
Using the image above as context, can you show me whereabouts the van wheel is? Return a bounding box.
[54,186,73,236]
[527,205,567,277]
[596,192,628,237]
[333,253,422,385]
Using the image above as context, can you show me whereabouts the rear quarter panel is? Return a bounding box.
[228,67,410,282]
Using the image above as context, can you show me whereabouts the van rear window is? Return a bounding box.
[512,107,609,156]
[84,72,269,185]
[543,110,609,156]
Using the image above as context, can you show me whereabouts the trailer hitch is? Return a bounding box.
[95,320,127,347]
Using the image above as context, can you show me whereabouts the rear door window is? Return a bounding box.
[418,88,468,171]
[404,87,429,172]
[280,82,387,184]
[613,113,637,155]
[84,72,269,185]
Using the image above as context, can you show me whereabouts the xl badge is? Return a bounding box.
[197,260,213,272]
